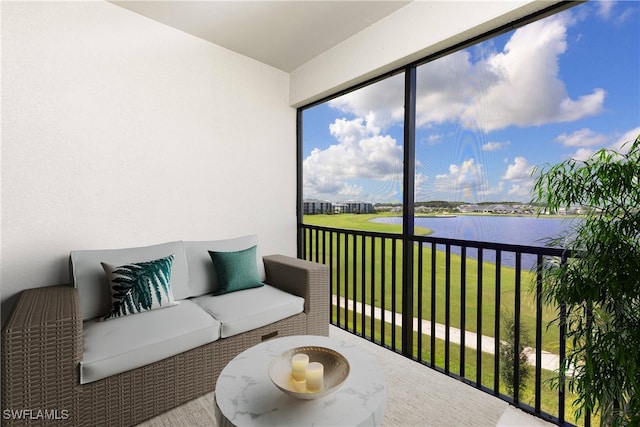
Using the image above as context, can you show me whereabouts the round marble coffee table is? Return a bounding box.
[214,335,386,426]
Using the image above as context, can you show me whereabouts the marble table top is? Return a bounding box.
[214,335,386,426]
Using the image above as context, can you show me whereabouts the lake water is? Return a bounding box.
[371,215,579,268]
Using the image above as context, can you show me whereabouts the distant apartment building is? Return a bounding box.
[302,199,333,214]
[303,199,374,214]
[334,201,374,214]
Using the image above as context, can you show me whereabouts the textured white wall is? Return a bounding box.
[1,1,295,320]
[289,0,553,107]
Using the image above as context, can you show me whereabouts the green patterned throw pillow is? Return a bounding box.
[101,254,177,321]
[208,245,264,295]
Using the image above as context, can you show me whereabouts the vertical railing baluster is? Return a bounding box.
[381,237,386,347]
[494,249,502,395]
[418,242,424,362]
[535,254,543,414]
[352,234,357,333]
[460,246,467,378]
[336,232,342,328]
[314,228,319,263]
[392,237,397,350]
[514,252,522,404]
[371,237,376,341]
[345,234,351,332]
[329,230,334,324]
[430,242,436,367]
[476,248,483,388]
[559,301,567,424]
[445,244,451,374]
[361,234,366,336]
[321,230,326,265]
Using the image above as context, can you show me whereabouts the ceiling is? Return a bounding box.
[111,1,411,72]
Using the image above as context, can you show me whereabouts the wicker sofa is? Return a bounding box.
[1,235,329,427]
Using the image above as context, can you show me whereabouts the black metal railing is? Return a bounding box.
[299,223,588,426]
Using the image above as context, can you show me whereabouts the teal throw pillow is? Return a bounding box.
[208,245,264,295]
[101,254,177,321]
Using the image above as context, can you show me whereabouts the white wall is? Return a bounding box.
[1,1,296,321]
[290,0,557,107]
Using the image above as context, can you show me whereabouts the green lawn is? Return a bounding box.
[334,308,593,426]
[304,214,561,353]
[306,213,589,422]
[304,212,433,235]
[308,213,596,424]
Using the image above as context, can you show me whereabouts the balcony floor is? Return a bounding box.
[138,325,553,426]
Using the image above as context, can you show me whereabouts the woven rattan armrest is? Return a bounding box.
[1,286,82,426]
[263,255,329,336]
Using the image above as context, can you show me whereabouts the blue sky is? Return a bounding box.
[303,1,640,204]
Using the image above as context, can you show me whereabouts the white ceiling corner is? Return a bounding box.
[110,1,412,72]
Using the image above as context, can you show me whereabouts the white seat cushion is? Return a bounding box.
[80,300,220,384]
[192,285,304,338]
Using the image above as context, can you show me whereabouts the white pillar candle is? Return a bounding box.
[292,379,307,392]
[291,353,309,381]
[305,362,324,392]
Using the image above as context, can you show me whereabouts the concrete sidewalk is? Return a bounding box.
[332,295,564,372]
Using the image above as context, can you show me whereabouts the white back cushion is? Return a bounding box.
[70,241,189,320]
[183,235,266,297]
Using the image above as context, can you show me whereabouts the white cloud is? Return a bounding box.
[570,147,597,162]
[590,1,632,26]
[556,89,606,122]
[597,0,616,19]
[503,156,533,181]
[470,15,605,131]
[557,128,608,147]
[303,117,403,201]
[482,141,510,151]
[337,183,365,198]
[328,74,404,132]
[328,12,605,133]
[434,158,502,200]
[478,181,505,198]
[611,127,640,153]
[562,127,640,160]
[414,172,431,201]
[507,182,534,199]
[502,157,535,199]
[415,50,478,128]
[424,133,444,145]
